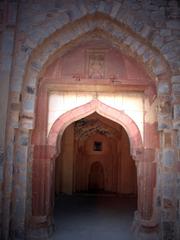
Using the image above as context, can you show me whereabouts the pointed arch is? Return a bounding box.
[22,13,171,120]
[48,99,143,158]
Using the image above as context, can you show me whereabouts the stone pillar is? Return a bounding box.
[135,149,156,221]
[176,129,180,240]
[159,131,176,240]
[132,148,158,240]
[157,79,177,240]
[10,128,29,239]
[156,76,180,239]
[29,145,55,239]
[61,124,74,194]
[0,2,18,239]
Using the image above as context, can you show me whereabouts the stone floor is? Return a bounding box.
[52,194,137,240]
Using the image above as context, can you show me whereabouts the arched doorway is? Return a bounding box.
[31,93,158,240]
[88,162,105,192]
[53,111,138,239]
[28,24,158,238]
[55,112,138,197]
[2,2,176,239]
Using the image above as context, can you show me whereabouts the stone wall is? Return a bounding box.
[0,1,18,238]
[0,0,180,239]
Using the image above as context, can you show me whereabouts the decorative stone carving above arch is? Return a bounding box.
[21,13,171,121]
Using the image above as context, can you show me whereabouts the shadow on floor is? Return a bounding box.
[52,194,137,240]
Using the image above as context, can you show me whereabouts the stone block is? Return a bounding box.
[177,185,180,198]
[130,19,144,33]
[163,132,172,148]
[161,41,180,57]
[162,150,175,167]
[10,92,20,104]
[164,51,178,63]
[160,29,171,37]
[152,64,166,76]
[124,36,134,46]
[140,25,151,38]
[137,45,146,55]
[11,110,20,128]
[30,61,42,72]
[158,82,169,95]
[130,40,141,52]
[173,105,180,120]
[22,98,35,112]
[0,149,3,182]
[86,1,98,14]
[66,4,82,21]
[171,75,180,83]
[1,55,12,72]
[163,198,173,208]
[163,172,175,184]
[20,43,33,56]
[152,35,164,49]
[176,161,180,173]
[19,134,29,146]
[26,86,35,95]
[110,1,121,18]
[162,208,175,221]
[162,221,175,240]
[156,196,161,207]
[112,27,126,40]
[21,117,34,130]
[167,20,180,30]
[172,83,180,95]
[7,2,18,26]
[177,131,180,149]
[163,185,174,198]
[142,50,153,63]
[158,116,171,130]
[1,30,14,55]
[98,1,108,14]
[15,147,28,164]
[77,0,88,15]
[158,97,171,114]
[173,120,180,130]
[28,28,49,45]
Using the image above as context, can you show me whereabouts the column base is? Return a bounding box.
[26,216,54,240]
[132,211,159,240]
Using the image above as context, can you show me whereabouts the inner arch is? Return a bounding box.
[55,112,137,194]
[48,99,142,157]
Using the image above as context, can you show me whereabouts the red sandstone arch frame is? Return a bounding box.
[48,99,143,157]
[32,99,156,234]
[3,12,171,240]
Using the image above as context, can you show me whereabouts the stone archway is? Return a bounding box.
[2,9,175,240]
[30,99,158,239]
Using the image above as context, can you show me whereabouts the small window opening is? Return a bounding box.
[93,141,102,151]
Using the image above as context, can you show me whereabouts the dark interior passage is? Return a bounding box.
[55,113,137,196]
[88,161,105,192]
[54,113,137,239]
[53,195,136,240]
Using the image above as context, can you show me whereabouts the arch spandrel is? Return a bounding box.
[22,14,171,119]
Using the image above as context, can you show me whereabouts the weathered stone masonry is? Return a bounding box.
[0,1,180,240]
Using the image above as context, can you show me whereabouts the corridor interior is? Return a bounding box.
[53,113,137,240]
